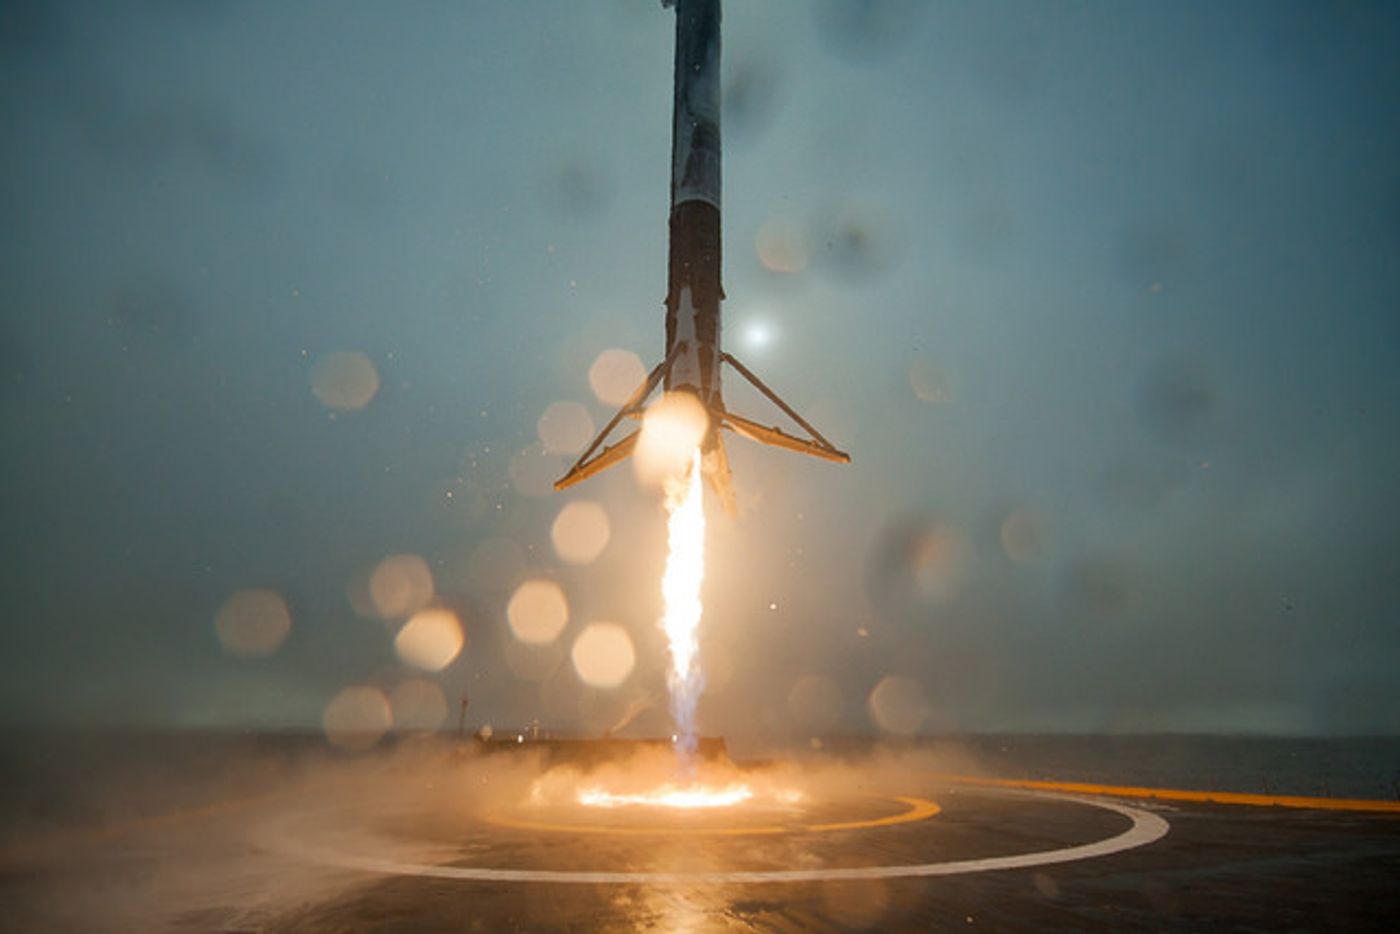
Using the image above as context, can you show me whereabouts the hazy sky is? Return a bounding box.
[2,0,1398,741]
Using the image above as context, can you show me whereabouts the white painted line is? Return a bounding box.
[262,790,1169,886]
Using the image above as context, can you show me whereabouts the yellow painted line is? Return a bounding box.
[489,795,942,837]
[932,774,1400,814]
[808,796,942,832]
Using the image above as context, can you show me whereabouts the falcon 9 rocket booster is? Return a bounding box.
[555,0,849,511]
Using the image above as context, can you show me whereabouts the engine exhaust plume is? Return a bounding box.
[661,448,706,768]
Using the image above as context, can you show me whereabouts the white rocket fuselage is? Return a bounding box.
[552,0,848,503]
[664,0,724,427]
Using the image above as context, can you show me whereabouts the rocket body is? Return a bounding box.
[551,0,848,503]
[664,0,723,417]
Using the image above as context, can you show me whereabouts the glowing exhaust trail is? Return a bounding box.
[661,448,706,766]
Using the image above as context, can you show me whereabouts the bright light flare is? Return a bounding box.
[527,762,806,814]
[577,783,753,809]
[741,320,774,351]
[635,392,708,486]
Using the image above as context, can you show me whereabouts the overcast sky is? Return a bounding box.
[2,0,1397,741]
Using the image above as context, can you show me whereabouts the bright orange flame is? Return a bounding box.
[525,763,804,812]
[577,782,753,809]
[661,448,705,741]
[635,393,708,486]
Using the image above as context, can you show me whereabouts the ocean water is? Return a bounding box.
[800,733,1400,801]
[938,734,1400,801]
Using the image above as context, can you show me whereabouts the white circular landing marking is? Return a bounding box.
[265,791,1170,885]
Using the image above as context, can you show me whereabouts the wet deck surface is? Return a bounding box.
[4,762,1398,932]
[267,792,1400,930]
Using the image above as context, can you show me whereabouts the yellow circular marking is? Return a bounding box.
[485,795,940,837]
[808,796,942,832]
[930,773,1400,814]
[267,792,1168,884]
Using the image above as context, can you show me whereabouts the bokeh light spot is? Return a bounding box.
[214,589,291,657]
[323,686,392,751]
[310,351,380,411]
[537,401,595,456]
[394,607,464,672]
[551,500,611,565]
[635,392,709,486]
[868,675,930,735]
[390,679,448,732]
[910,524,966,604]
[866,518,972,614]
[345,566,380,620]
[571,622,636,689]
[507,579,569,645]
[588,348,646,407]
[755,218,809,273]
[369,553,435,620]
